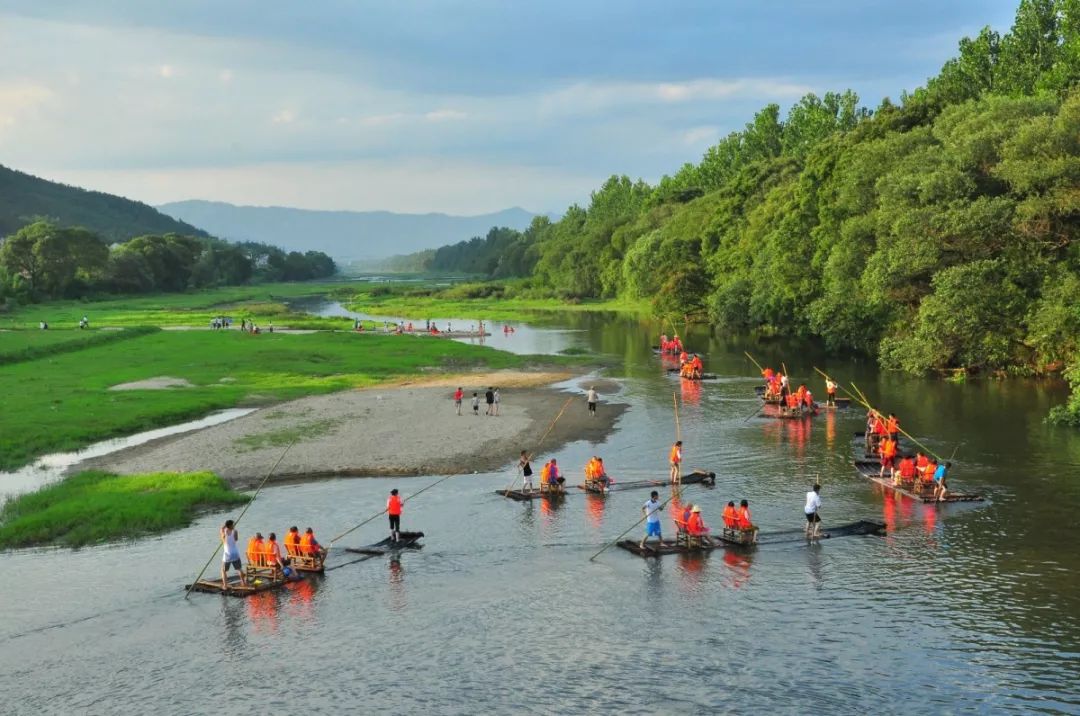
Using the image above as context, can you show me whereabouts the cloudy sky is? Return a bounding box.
[0,1,1018,214]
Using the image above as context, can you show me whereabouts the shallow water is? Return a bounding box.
[2,314,1079,714]
[0,408,254,503]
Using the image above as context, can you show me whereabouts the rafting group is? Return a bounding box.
[644,496,758,549]
[865,410,952,501]
[217,522,327,591]
[760,366,819,415]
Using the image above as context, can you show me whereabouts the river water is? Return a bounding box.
[2,311,1079,715]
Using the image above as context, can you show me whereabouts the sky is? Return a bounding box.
[0,1,1020,215]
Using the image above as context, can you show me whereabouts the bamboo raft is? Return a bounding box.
[498,484,570,501]
[187,570,298,597]
[577,469,716,495]
[344,531,425,555]
[853,460,984,503]
[665,368,720,381]
[754,385,848,409]
[617,519,886,557]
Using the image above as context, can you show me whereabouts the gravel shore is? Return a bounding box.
[86,370,627,487]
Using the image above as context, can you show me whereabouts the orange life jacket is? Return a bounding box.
[736,507,752,529]
[247,537,264,565]
[669,445,681,464]
[899,459,916,478]
[882,439,897,458]
[722,505,738,528]
[264,539,281,565]
[886,418,899,434]
[284,531,300,555]
[387,495,403,516]
[687,513,708,535]
[916,455,929,470]
[299,533,317,555]
[922,462,937,483]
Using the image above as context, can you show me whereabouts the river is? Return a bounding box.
[2,310,1078,715]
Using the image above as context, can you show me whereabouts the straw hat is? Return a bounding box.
[691,505,701,513]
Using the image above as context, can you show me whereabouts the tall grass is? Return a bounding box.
[0,471,247,549]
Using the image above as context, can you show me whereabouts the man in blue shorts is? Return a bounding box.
[640,490,663,549]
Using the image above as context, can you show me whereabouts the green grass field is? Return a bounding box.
[0,329,527,471]
[0,327,157,365]
[345,291,647,323]
[0,471,247,549]
[0,281,350,329]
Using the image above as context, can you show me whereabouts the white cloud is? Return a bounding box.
[424,108,467,122]
[270,109,296,124]
[681,126,719,146]
[0,82,54,130]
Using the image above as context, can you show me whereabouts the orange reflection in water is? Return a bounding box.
[245,591,280,634]
[825,409,836,449]
[722,549,752,589]
[680,378,702,406]
[883,490,897,534]
[585,493,606,529]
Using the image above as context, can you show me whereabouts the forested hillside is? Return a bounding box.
[0,165,207,242]
[401,0,1080,422]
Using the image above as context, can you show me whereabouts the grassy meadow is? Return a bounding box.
[0,329,529,471]
[0,281,351,329]
[0,470,247,549]
[345,286,647,323]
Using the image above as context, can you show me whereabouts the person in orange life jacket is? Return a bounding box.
[284,525,301,556]
[299,528,323,557]
[722,501,739,528]
[246,533,265,566]
[686,505,713,545]
[669,441,683,484]
[387,489,403,542]
[263,533,286,572]
[736,499,758,543]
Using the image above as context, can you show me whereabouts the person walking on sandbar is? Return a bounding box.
[586,386,599,417]
[485,387,495,415]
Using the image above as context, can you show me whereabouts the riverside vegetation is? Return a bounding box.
[385,0,1080,424]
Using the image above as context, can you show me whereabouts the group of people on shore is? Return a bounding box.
[452,386,501,416]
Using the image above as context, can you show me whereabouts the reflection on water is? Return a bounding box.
[1,310,1079,713]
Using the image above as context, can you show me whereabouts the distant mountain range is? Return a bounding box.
[0,165,207,242]
[156,200,541,259]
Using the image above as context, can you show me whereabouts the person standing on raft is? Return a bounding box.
[640,491,663,549]
[220,520,247,590]
[387,489,403,542]
[805,484,822,539]
[669,440,683,484]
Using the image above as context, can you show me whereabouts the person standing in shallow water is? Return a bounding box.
[518,450,533,492]
[805,483,822,539]
[586,386,599,416]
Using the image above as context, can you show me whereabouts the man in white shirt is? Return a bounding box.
[585,387,599,416]
[804,484,822,539]
[640,491,663,549]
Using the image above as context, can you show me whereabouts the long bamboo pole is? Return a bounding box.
[850,381,943,461]
[324,470,458,557]
[744,351,764,374]
[184,440,296,598]
[589,491,678,561]
[501,395,574,495]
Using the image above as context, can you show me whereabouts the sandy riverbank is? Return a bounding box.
[85,370,627,487]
